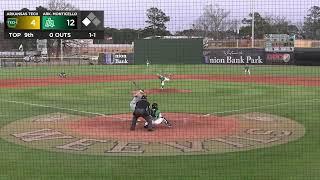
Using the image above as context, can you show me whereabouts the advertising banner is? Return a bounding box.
[265,53,294,65]
[105,53,134,65]
[204,48,265,64]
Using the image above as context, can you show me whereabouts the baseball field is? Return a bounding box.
[0,64,319,179]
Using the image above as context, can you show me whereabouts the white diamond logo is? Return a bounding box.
[82,18,91,26]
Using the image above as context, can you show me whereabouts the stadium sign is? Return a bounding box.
[112,54,129,64]
[265,53,294,65]
[204,49,265,64]
[264,34,295,53]
[105,53,134,65]
[0,51,24,57]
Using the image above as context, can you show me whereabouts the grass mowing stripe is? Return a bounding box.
[1,99,107,117]
[204,98,320,115]
[3,98,319,118]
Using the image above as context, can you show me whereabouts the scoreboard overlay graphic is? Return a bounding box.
[4,11,104,39]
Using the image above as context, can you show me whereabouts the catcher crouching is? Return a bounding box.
[144,103,172,128]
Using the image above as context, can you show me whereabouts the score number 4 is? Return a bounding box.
[31,20,36,26]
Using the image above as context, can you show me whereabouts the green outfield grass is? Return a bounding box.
[1,64,320,79]
[0,65,319,180]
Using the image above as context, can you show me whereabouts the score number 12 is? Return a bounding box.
[67,19,76,27]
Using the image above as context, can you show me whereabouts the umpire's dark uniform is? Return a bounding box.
[130,95,153,131]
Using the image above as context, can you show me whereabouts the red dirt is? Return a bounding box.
[0,74,319,89]
[0,75,154,88]
[66,113,239,142]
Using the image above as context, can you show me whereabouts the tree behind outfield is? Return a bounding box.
[143,7,171,37]
[303,6,320,40]
[240,12,272,39]
[193,4,230,39]
[269,16,295,34]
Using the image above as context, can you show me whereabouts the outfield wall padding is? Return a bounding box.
[294,48,320,66]
[134,39,203,64]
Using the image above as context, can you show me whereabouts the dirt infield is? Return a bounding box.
[0,74,319,88]
[66,113,238,142]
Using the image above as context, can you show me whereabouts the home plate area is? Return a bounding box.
[66,112,238,142]
[1,112,304,156]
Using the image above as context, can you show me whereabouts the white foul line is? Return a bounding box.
[207,98,320,116]
[1,99,107,117]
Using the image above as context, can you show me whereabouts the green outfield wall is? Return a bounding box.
[134,38,203,64]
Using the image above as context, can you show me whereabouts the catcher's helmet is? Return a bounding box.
[152,103,158,109]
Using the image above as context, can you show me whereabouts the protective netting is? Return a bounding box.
[0,0,319,179]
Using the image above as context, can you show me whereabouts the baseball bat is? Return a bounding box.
[132,81,141,90]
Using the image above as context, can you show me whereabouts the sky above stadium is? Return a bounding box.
[1,0,319,32]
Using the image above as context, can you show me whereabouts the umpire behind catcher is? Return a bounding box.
[130,95,153,131]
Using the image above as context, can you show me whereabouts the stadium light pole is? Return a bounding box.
[235,20,240,48]
[251,0,255,48]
